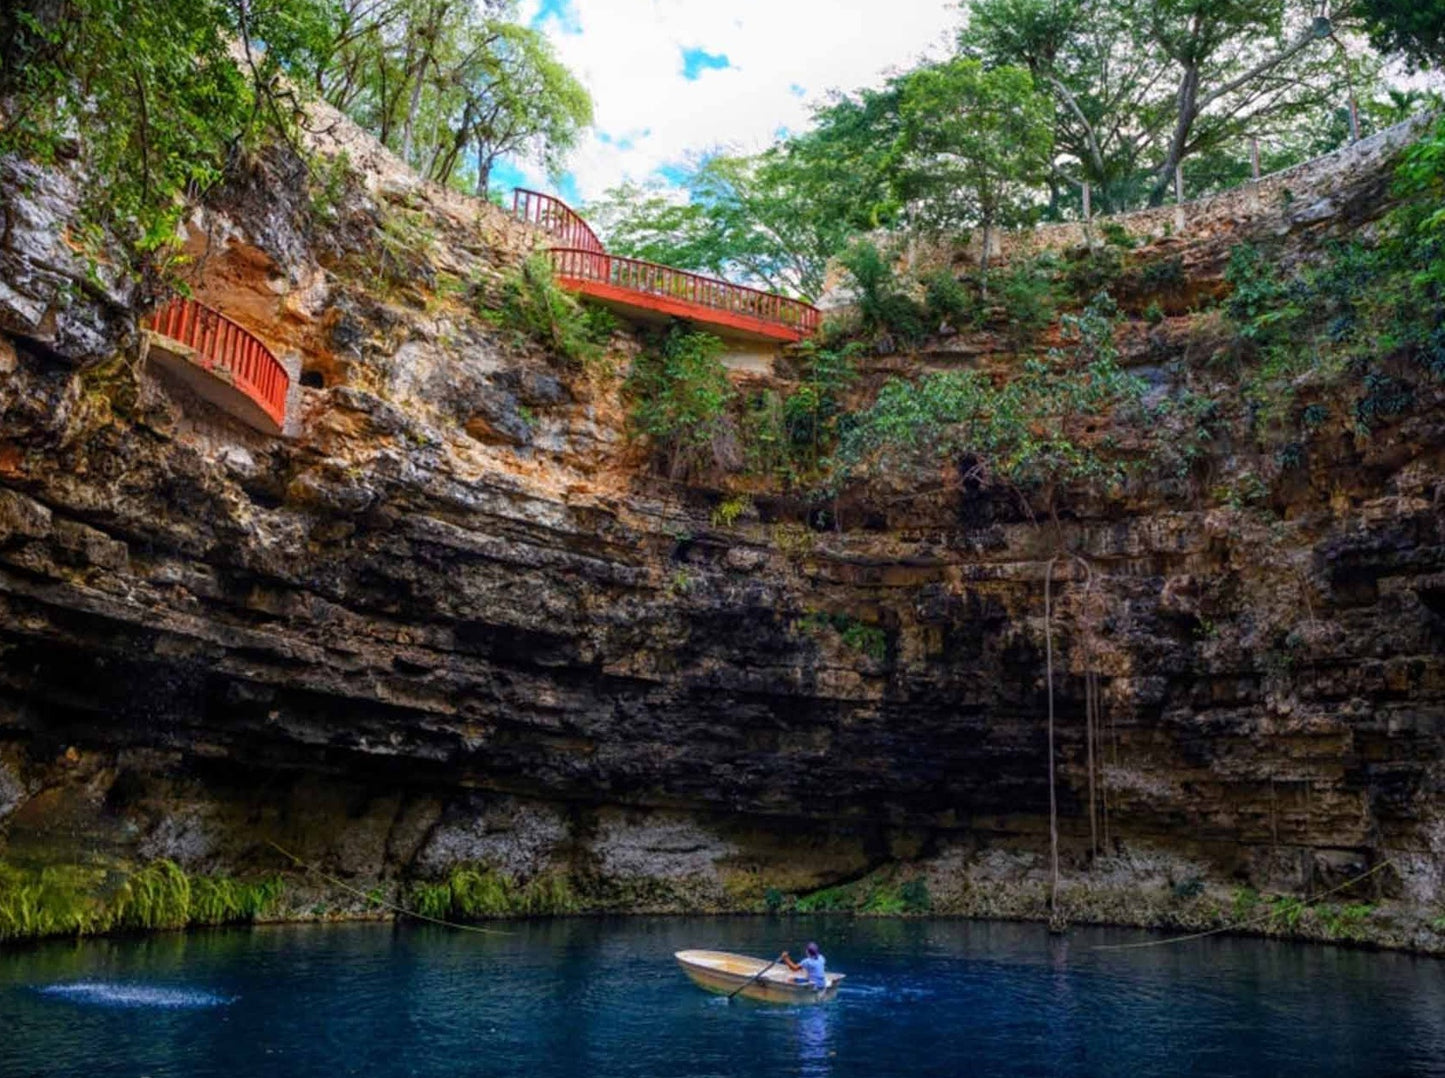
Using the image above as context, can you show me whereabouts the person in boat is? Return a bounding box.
[780,942,826,989]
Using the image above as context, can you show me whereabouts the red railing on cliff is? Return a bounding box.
[512,189,819,343]
[144,297,290,431]
[513,189,605,255]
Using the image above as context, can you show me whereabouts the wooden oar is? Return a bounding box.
[727,953,786,1003]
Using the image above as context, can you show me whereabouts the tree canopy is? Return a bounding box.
[0,0,592,251]
[315,0,591,195]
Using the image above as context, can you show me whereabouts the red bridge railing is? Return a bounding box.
[549,249,821,336]
[513,189,605,255]
[513,189,819,339]
[145,297,289,430]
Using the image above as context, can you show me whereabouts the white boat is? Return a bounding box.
[674,949,844,1003]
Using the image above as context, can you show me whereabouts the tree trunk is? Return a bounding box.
[1150,62,1199,206]
[475,143,491,197]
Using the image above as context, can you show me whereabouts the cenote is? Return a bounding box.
[3,918,1444,1078]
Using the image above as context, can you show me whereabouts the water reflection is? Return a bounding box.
[793,1003,834,1077]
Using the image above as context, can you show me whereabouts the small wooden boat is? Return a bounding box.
[675,949,844,1003]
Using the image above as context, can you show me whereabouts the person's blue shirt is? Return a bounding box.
[799,954,826,988]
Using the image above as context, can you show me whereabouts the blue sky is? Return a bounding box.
[506,0,958,204]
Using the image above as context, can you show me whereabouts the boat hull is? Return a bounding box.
[674,949,843,1004]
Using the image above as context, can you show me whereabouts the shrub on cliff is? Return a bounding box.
[0,0,332,255]
[488,253,617,368]
[830,291,1146,507]
[626,326,735,480]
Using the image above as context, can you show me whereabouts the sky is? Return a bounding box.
[494,0,960,205]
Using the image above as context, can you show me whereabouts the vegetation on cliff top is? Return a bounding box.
[0,0,589,264]
[589,0,1440,298]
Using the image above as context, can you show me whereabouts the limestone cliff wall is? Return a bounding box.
[1,108,1443,947]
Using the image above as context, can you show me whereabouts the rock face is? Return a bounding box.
[1,113,1443,945]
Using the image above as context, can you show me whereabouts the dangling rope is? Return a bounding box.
[1044,557,1062,925]
[1090,858,1396,951]
[266,840,511,936]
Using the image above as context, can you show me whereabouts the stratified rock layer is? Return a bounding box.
[1,111,1442,947]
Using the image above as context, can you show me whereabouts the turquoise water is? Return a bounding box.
[2,917,1442,1077]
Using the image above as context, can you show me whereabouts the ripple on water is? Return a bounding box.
[34,982,235,1009]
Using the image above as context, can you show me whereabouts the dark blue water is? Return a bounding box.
[2,917,1442,1077]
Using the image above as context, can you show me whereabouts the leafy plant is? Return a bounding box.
[0,860,282,941]
[838,240,929,346]
[489,253,616,368]
[710,494,752,528]
[0,0,333,266]
[772,522,816,560]
[831,290,1144,506]
[990,259,1056,350]
[625,326,733,479]
[922,268,981,330]
[409,865,578,920]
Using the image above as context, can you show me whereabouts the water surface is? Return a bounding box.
[2,917,1441,1077]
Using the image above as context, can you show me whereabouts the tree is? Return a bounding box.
[316,0,590,194]
[961,0,1377,211]
[1141,0,1344,203]
[959,0,1162,212]
[893,59,1053,270]
[0,0,335,245]
[1352,0,1445,69]
[587,152,849,301]
[423,22,591,194]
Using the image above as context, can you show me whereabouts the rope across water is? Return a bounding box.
[267,840,511,936]
[1089,858,1396,951]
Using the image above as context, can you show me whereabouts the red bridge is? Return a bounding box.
[144,297,290,434]
[513,190,819,344]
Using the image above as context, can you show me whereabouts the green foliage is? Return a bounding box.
[489,253,615,368]
[318,2,591,195]
[1063,245,1125,304]
[114,859,191,930]
[306,150,357,228]
[799,611,887,661]
[840,623,887,662]
[1136,255,1186,294]
[0,0,331,258]
[0,860,282,942]
[776,341,862,479]
[1099,221,1136,249]
[771,521,816,560]
[763,887,785,913]
[893,58,1053,249]
[832,291,1144,503]
[898,877,932,914]
[588,152,846,301]
[409,865,578,920]
[1316,902,1375,939]
[1211,126,1445,451]
[1213,473,1270,510]
[710,494,752,528]
[1353,0,1445,70]
[625,326,733,480]
[990,259,1057,349]
[960,0,1369,213]
[1171,876,1206,900]
[838,241,929,346]
[190,875,285,924]
[793,871,931,915]
[1224,244,1292,343]
[922,269,981,330]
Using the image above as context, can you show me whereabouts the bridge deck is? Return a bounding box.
[514,190,818,343]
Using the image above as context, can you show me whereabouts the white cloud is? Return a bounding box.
[513,0,959,202]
